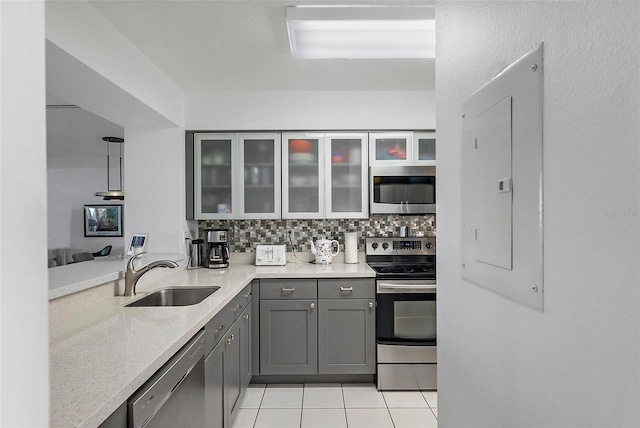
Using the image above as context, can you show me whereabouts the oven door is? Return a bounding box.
[376,281,436,346]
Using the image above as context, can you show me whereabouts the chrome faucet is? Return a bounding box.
[124,252,179,296]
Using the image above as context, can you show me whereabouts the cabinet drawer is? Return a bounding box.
[318,278,375,299]
[230,284,252,315]
[260,279,317,299]
[205,284,251,356]
[205,307,235,356]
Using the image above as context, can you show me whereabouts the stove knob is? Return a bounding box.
[371,242,379,250]
[426,242,433,249]
[382,243,389,250]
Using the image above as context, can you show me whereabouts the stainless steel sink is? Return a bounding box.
[126,286,220,307]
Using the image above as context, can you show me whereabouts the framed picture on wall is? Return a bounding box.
[84,205,123,237]
[127,233,148,256]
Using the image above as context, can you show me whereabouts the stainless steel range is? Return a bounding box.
[366,236,437,390]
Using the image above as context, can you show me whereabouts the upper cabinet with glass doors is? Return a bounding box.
[282,132,324,219]
[282,132,368,219]
[237,133,281,219]
[191,133,281,220]
[325,133,368,218]
[194,133,236,219]
[369,131,436,166]
[413,131,436,165]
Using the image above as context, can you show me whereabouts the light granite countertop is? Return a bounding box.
[49,259,375,427]
[48,253,185,300]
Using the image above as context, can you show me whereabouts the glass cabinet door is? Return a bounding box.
[369,132,414,166]
[282,133,324,219]
[413,131,436,165]
[237,134,281,219]
[325,133,368,218]
[195,133,236,219]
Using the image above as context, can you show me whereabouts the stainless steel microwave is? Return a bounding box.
[370,166,436,214]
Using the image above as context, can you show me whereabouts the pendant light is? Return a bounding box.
[95,136,124,200]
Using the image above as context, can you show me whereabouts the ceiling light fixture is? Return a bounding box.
[285,6,435,59]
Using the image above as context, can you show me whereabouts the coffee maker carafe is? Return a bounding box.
[204,229,230,269]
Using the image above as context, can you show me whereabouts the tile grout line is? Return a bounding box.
[300,384,305,428]
[341,382,349,428]
[380,390,397,428]
[252,385,267,428]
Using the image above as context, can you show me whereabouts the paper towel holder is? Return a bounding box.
[344,231,359,264]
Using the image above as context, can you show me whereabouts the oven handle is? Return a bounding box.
[377,282,437,292]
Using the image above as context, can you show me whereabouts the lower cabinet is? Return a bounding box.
[205,285,252,428]
[260,299,318,375]
[318,298,376,375]
[224,303,252,424]
[259,278,375,376]
[205,340,225,428]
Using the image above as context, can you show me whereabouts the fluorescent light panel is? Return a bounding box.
[286,6,435,59]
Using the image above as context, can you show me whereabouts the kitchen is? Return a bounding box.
[1,1,639,428]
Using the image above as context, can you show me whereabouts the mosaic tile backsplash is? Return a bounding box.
[198,215,436,252]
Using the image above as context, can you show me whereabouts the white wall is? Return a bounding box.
[125,127,192,255]
[45,0,189,260]
[0,1,49,425]
[45,0,184,128]
[436,2,640,427]
[186,90,436,130]
[47,168,125,256]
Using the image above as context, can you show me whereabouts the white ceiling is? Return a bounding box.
[47,1,434,169]
[87,0,435,92]
[47,106,124,169]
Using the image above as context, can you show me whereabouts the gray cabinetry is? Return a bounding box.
[186,132,281,220]
[318,278,376,299]
[318,299,375,374]
[318,278,376,375]
[224,303,251,424]
[258,278,375,377]
[205,284,252,428]
[259,299,318,375]
[205,340,225,428]
[260,278,317,299]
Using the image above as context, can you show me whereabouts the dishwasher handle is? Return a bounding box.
[128,330,206,428]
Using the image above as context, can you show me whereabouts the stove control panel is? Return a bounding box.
[365,237,436,256]
[393,241,421,250]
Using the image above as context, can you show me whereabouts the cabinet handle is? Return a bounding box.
[310,303,315,309]
[235,304,243,312]
[369,302,374,308]
[225,337,232,345]
[244,293,251,298]
[244,313,249,320]
[281,287,295,292]
[216,324,225,331]
[340,286,353,292]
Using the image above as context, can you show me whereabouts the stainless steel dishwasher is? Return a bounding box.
[128,330,206,428]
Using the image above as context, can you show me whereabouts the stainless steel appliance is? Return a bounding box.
[255,244,287,266]
[205,229,230,269]
[366,236,437,390]
[128,330,206,428]
[370,166,436,214]
[189,238,204,267]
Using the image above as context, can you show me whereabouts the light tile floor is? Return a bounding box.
[231,383,438,428]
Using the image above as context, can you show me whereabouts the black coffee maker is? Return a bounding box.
[204,229,230,269]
